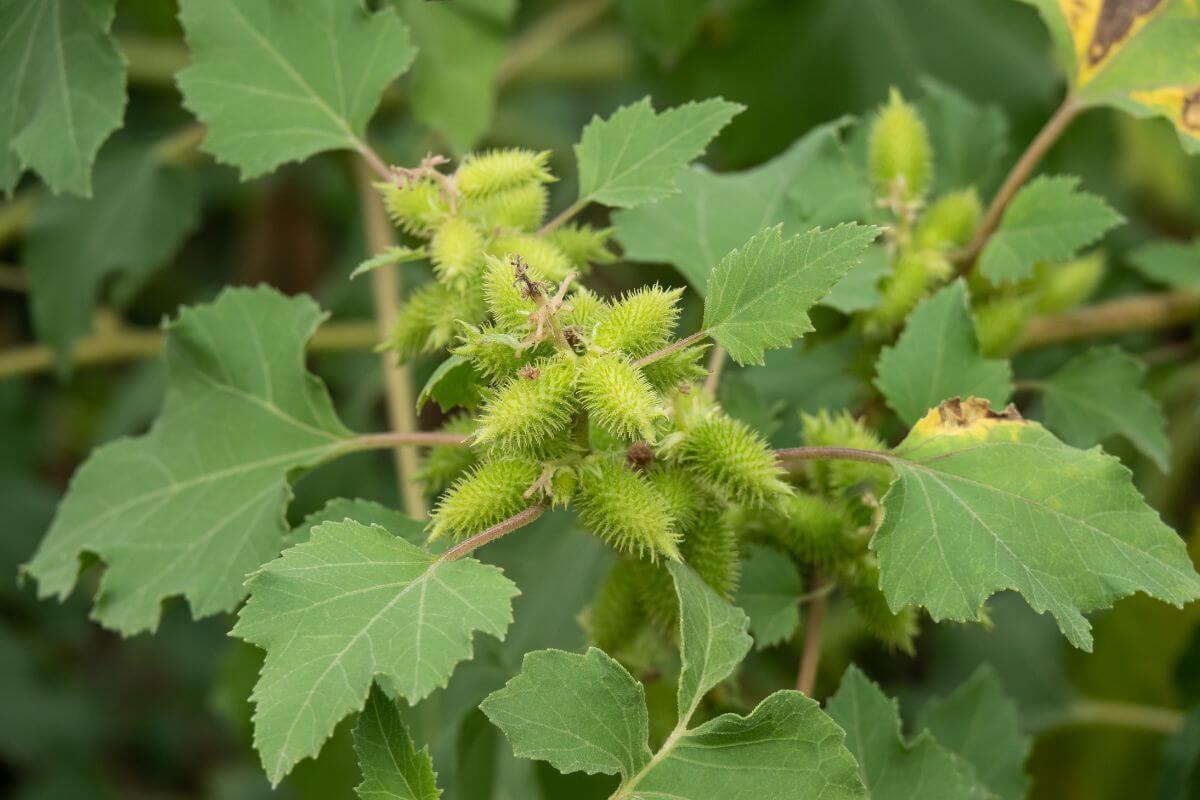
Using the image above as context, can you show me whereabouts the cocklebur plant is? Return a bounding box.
[15,1,1200,797]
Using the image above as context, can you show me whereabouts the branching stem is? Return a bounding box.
[439,503,549,562]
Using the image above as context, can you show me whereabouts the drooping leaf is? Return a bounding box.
[575,97,744,209]
[1015,0,1200,152]
[397,0,516,154]
[872,397,1200,650]
[1129,237,1200,289]
[0,0,126,195]
[918,78,1010,196]
[978,175,1123,282]
[234,519,518,784]
[23,286,353,635]
[734,544,803,649]
[916,666,1031,800]
[612,118,864,292]
[703,224,878,365]
[417,355,484,413]
[25,140,201,370]
[176,0,416,178]
[875,280,1014,426]
[354,686,441,800]
[1037,346,1170,471]
[289,497,426,547]
[480,647,651,779]
[616,0,712,59]
[827,666,976,800]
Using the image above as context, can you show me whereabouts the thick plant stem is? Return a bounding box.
[1018,290,1200,350]
[440,503,548,562]
[632,330,710,369]
[953,97,1080,269]
[1025,699,1184,735]
[796,571,829,696]
[356,161,426,518]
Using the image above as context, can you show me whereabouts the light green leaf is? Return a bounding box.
[354,686,441,800]
[875,280,1014,427]
[734,544,803,649]
[670,560,753,718]
[351,246,427,280]
[23,287,353,635]
[612,119,861,292]
[289,498,426,547]
[917,667,1031,800]
[978,175,1123,282]
[0,0,126,195]
[575,97,743,209]
[235,519,518,784]
[416,355,483,413]
[872,397,1200,650]
[616,0,711,59]
[1015,0,1200,152]
[480,647,651,779]
[919,78,1009,195]
[703,224,878,365]
[826,666,976,800]
[397,0,515,154]
[25,140,201,371]
[1038,346,1170,471]
[1129,237,1200,288]
[176,0,415,179]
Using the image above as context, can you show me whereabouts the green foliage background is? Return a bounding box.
[2,0,1200,798]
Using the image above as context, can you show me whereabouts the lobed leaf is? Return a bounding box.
[872,397,1200,650]
[23,286,352,635]
[875,280,1014,426]
[235,519,519,784]
[354,686,441,800]
[733,544,803,649]
[703,224,878,365]
[176,0,415,178]
[575,96,743,209]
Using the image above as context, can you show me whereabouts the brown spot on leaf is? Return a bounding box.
[936,397,1023,428]
[1183,88,1200,133]
[1087,0,1163,66]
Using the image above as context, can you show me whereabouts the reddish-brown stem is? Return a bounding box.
[952,97,1081,270]
[631,330,710,369]
[439,503,548,562]
[775,446,893,467]
[796,571,829,696]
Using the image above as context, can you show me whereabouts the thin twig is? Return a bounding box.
[356,142,394,183]
[439,503,549,562]
[631,330,710,369]
[356,161,426,518]
[1017,290,1200,350]
[703,345,726,395]
[796,571,829,696]
[1023,699,1184,735]
[775,446,894,467]
[952,97,1081,270]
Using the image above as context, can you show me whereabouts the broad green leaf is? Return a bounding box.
[23,287,353,635]
[917,667,1031,800]
[670,560,753,718]
[612,119,862,292]
[480,647,651,779]
[822,245,890,315]
[978,175,1123,282]
[176,0,415,179]
[234,518,518,784]
[616,0,711,59]
[351,246,427,280]
[872,397,1200,650]
[25,140,201,371]
[289,498,426,547]
[417,355,483,413]
[354,686,441,800]
[1037,346,1170,471]
[919,78,1010,195]
[397,0,515,154]
[575,97,744,209]
[875,280,1014,426]
[826,666,976,800]
[1129,237,1200,288]
[702,224,878,365]
[1015,0,1200,151]
[734,544,803,649]
[0,0,126,195]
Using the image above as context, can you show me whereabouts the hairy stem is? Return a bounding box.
[345,431,470,452]
[539,197,588,235]
[953,97,1080,269]
[775,446,894,467]
[356,161,426,518]
[1017,290,1200,350]
[632,330,710,369]
[796,571,829,696]
[439,503,549,562]
[1024,699,1184,735]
